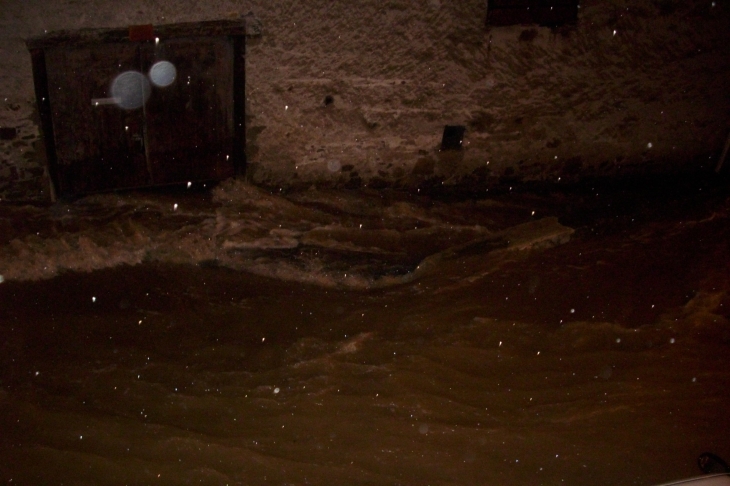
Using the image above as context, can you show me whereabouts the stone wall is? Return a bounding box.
[1,0,728,200]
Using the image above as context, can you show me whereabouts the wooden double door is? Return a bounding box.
[42,36,239,196]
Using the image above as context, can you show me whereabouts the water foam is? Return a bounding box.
[0,180,571,288]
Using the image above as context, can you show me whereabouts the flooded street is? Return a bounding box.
[1,176,729,485]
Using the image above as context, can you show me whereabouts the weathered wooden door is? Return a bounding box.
[141,37,234,185]
[30,22,243,198]
[45,43,152,194]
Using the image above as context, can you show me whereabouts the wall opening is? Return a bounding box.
[486,0,579,27]
[441,125,466,151]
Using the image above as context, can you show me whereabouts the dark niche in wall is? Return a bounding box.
[486,0,579,27]
[0,127,18,140]
[440,125,466,151]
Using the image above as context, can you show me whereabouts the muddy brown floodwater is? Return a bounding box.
[1,174,729,485]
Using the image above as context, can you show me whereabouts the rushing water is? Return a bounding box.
[1,176,729,485]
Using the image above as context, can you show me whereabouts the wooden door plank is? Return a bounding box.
[45,43,150,195]
[142,37,235,184]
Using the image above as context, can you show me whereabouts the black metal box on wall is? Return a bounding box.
[26,20,246,198]
[487,0,579,26]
